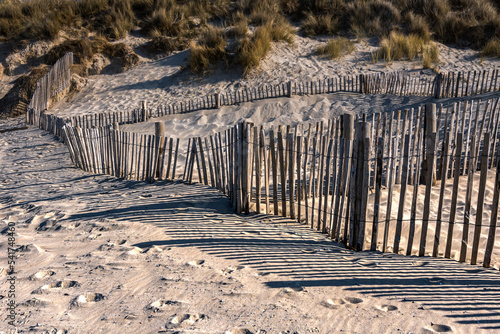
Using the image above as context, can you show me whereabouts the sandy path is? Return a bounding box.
[1,118,500,333]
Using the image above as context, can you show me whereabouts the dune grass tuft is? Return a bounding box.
[378,32,425,62]
[188,25,227,73]
[316,38,355,59]
[422,42,439,68]
[481,38,500,58]
[301,12,338,37]
[238,25,272,74]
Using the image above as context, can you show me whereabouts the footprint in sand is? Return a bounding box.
[169,313,205,327]
[98,243,115,251]
[228,329,253,334]
[412,261,429,267]
[321,297,363,309]
[187,260,205,266]
[21,297,47,307]
[32,280,80,294]
[320,298,345,309]
[29,270,56,280]
[427,277,445,284]
[302,248,317,254]
[344,297,363,304]
[284,286,304,293]
[377,304,398,312]
[423,323,452,333]
[357,260,377,267]
[70,293,105,308]
[147,299,179,312]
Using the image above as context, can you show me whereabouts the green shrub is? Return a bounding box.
[316,37,355,59]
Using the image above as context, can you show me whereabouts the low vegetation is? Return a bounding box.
[316,38,355,60]
[188,25,227,73]
[377,32,439,67]
[481,38,500,58]
[45,37,140,76]
[0,0,497,77]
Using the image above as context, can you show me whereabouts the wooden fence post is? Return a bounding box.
[352,121,371,251]
[419,130,437,257]
[422,103,437,185]
[155,122,165,179]
[142,101,148,122]
[215,93,220,109]
[471,133,490,265]
[484,146,500,267]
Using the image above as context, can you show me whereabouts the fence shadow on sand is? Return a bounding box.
[63,181,500,330]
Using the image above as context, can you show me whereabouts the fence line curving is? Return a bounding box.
[25,54,500,268]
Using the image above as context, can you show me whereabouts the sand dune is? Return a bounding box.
[1,115,500,333]
[2,31,500,333]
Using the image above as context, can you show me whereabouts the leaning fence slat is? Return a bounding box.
[471,133,491,265]
[394,135,410,253]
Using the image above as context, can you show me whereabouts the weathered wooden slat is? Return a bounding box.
[277,127,287,217]
[394,135,411,254]
[484,147,500,267]
[471,133,490,265]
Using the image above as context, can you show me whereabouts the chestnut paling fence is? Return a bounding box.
[185,98,500,268]
[26,54,500,268]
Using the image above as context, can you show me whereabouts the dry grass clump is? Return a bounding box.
[238,25,272,74]
[481,38,500,58]
[228,11,248,38]
[423,42,440,68]
[141,5,191,38]
[316,37,355,59]
[268,17,295,44]
[45,37,140,76]
[188,25,227,73]
[406,12,431,42]
[145,34,187,54]
[88,0,136,40]
[347,0,401,38]
[378,32,425,62]
[301,12,338,37]
[377,31,440,67]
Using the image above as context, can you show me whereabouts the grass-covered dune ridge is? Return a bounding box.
[1,0,499,72]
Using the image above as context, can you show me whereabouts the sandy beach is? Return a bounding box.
[1,4,500,331]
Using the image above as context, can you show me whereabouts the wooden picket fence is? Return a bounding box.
[62,123,180,182]
[26,56,500,141]
[361,69,500,98]
[185,96,500,268]
[26,52,73,128]
[25,54,500,267]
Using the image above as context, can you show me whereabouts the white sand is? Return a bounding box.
[51,36,500,118]
[2,34,500,333]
